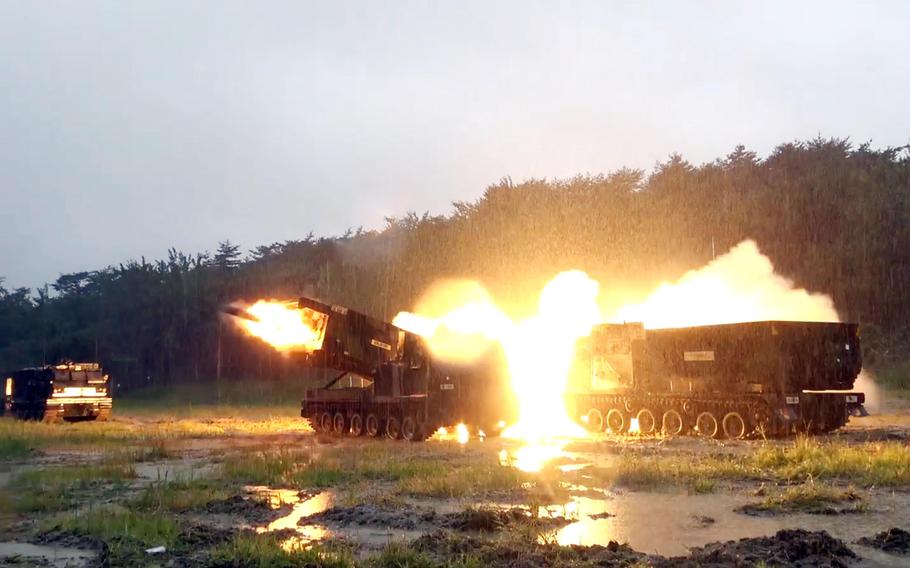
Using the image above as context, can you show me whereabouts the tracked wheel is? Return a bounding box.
[365,413,381,437]
[385,416,402,440]
[695,411,719,438]
[636,409,657,435]
[319,412,333,433]
[606,409,626,434]
[309,413,322,433]
[661,409,684,436]
[332,412,348,435]
[722,412,747,439]
[586,408,604,432]
[401,416,420,442]
[350,414,364,437]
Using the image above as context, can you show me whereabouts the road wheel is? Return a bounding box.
[365,413,381,437]
[722,412,747,439]
[319,412,333,433]
[695,411,719,438]
[385,416,402,440]
[661,409,684,436]
[636,408,656,435]
[332,412,348,435]
[585,408,604,432]
[350,414,364,437]
[606,409,626,434]
[401,416,419,441]
[309,413,322,432]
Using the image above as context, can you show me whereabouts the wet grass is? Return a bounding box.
[219,444,530,498]
[209,534,354,568]
[340,482,408,508]
[588,452,762,491]
[53,508,181,565]
[753,437,910,486]
[366,542,484,568]
[0,436,31,459]
[397,462,527,498]
[4,462,135,513]
[586,437,910,490]
[0,381,317,459]
[366,542,441,568]
[0,411,308,458]
[740,481,866,515]
[133,479,231,512]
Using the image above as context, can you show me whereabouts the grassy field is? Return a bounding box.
[589,436,910,491]
[877,360,910,392]
[0,380,309,459]
[3,380,910,566]
[740,481,865,515]
[114,379,306,415]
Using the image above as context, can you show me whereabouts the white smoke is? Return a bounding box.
[612,240,839,328]
[853,370,881,415]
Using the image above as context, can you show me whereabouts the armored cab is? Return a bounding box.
[569,321,865,437]
[3,363,113,421]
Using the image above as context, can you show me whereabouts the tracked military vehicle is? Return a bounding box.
[567,321,866,437]
[295,298,514,440]
[228,297,515,441]
[2,362,112,421]
[229,297,866,440]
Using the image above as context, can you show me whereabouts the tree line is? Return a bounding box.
[1,137,908,390]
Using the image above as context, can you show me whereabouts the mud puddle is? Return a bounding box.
[0,541,96,567]
[243,487,336,549]
[246,488,448,552]
[542,490,910,565]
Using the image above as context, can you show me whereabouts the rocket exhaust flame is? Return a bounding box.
[230,239,850,470]
[395,239,846,468]
[224,300,328,353]
[395,270,599,447]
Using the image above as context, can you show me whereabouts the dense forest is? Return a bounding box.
[1,137,908,390]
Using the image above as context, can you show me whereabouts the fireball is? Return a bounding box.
[228,300,328,352]
[395,270,599,445]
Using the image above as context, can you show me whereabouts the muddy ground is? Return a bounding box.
[1,396,909,567]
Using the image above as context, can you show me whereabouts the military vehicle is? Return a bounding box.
[2,362,113,421]
[296,298,514,440]
[228,297,515,441]
[567,321,866,437]
[229,297,866,440]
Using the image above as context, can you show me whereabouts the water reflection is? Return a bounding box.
[246,487,335,550]
[498,443,567,472]
[541,491,910,557]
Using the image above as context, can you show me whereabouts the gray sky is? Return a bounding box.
[1,1,908,289]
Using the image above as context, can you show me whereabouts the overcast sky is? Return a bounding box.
[1,1,908,289]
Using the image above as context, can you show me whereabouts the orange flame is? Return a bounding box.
[395,271,598,448]
[395,240,842,470]
[230,300,328,352]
